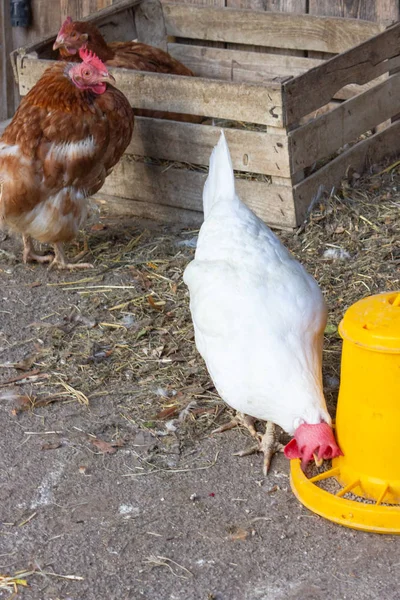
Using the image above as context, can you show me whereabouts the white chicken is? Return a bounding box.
[183,132,342,474]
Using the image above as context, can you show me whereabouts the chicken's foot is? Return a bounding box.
[22,235,54,264]
[48,243,93,270]
[71,236,90,263]
[234,421,284,476]
[213,412,258,438]
[214,413,283,475]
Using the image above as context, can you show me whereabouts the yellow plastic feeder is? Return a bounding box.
[290,291,400,534]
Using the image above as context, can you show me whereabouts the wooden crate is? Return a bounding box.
[10,0,400,228]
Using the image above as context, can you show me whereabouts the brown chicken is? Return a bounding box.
[0,48,134,269]
[53,17,202,122]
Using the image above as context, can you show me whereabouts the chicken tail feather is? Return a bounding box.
[203,130,237,219]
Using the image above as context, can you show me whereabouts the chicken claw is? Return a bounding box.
[213,412,257,437]
[234,422,284,476]
[48,243,93,270]
[22,235,53,264]
[214,413,283,475]
[22,236,93,269]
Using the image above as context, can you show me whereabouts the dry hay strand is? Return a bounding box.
[56,380,89,406]
[143,555,193,579]
[0,570,35,596]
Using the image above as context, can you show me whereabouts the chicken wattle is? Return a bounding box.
[284,423,343,469]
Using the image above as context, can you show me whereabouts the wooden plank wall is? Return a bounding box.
[1,0,399,120]
[170,0,399,25]
[308,1,399,26]
[163,0,399,70]
[1,0,15,120]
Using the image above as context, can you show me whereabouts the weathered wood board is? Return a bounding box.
[167,43,387,102]
[293,119,400,222]
[168,43,322,81]
[289,72,400,173]
[1,0,18,118]
[95,193,205,227]
[308,0,399,27]
[16,57,284,126]
[129,118,290,177]
[100,160,297,227]
[163,4,382,54]
[283,23,400,126]
[222,0,307,59]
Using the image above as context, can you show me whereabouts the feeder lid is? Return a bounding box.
[339,291,400,352]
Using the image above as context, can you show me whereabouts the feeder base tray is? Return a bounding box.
[290,459,400,535]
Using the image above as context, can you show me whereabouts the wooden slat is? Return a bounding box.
[309,0,399,27]
[134,0,168,50]
[298,100,342,126]
[271,176,294,186]
[0,0,16,120]
[293,119,400,223]
[168,43,322,82]
[101,159,297,227]
[86,0,107,17]
[375,1,400,26]
[96,193,204,227]
[168,43,387,103]
[163,4,383,54]
[60,0,82,20]
[224,1,306,14]
[309,0,374,21]
[161,0,224,7]
[289,72,400,173]
[283,22,400,127]
[16,57,284,126]
[216,0,307,9]
[129,117,290,176]
[224,0,307,59]
[161,0,226,50]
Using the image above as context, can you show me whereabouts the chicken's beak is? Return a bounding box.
[99,72,116,85]
[313,453,323,468]
[53,37,64,50]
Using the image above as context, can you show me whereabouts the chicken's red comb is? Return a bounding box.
[59,16,73,35]
[79,47,108,73]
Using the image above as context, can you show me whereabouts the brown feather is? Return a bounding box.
[0,61,134,246]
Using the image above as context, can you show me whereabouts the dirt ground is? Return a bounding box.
[1,168,400,600]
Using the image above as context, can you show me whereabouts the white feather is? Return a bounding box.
[0,143,29,180]
[21,188,88,243]
[183,132,330,435]
[47,137,96,162]
[202,130,237,219]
